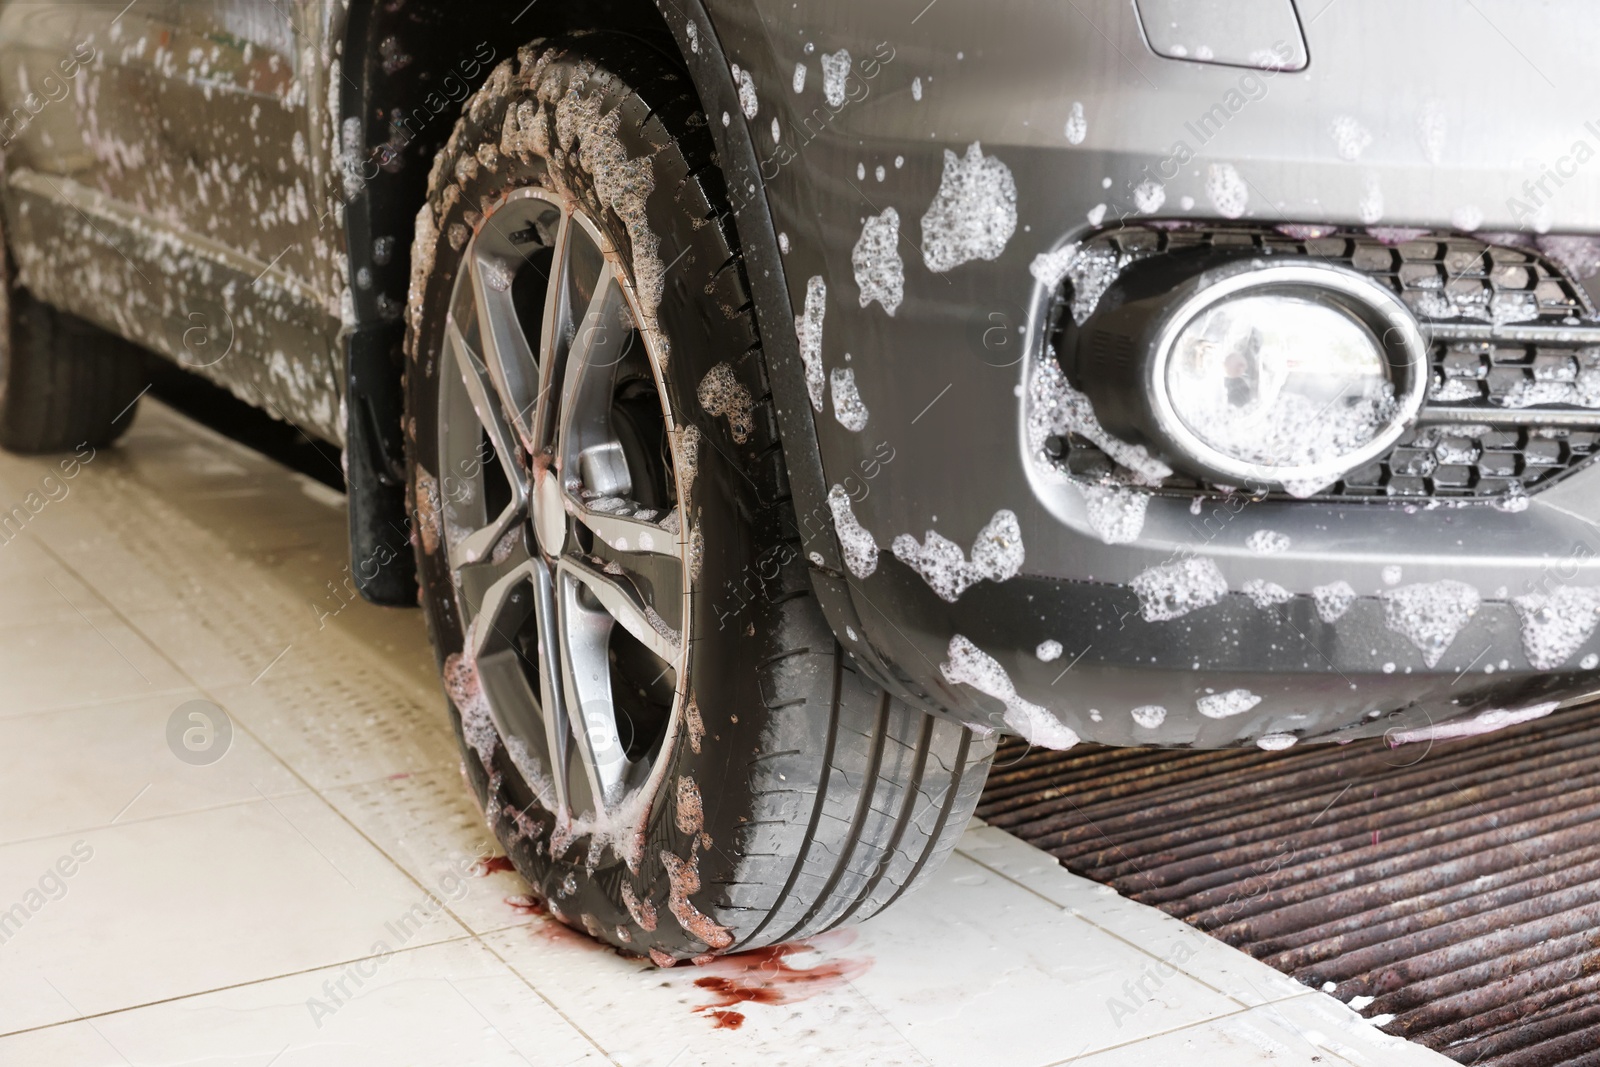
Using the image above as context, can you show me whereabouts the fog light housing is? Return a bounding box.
[1070,258,1427,492]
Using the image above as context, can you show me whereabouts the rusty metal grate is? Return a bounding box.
[977,706,1600,1066]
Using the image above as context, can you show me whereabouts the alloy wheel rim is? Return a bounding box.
[436,187,689,832]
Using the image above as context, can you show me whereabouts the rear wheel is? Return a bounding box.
[0,248,145,454]
[405,36,994,961]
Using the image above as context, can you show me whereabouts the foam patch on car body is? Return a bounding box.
[1313,580,1357,623]
[829,367,869,431]
[941,635,1079,749]
[1512,586,1600,669]
[920,142,1017,273]
[892,510,1024,602]
[1206,162,1248,218]
[1064,101,1087,144]
[794,275,827,411]
[732,64,758,118]
[820,49,851,107]
[1077,483,1149,544]
[696,362,754,443]
[1242,579,1293,609]
[827,486,879,578]
[1026,357,1172,485]
[1131,557,1228,622]
[1198,689,1261,719]
[1381,579,1480,668]
[852,208,903,315]
[1131,705,1167,729]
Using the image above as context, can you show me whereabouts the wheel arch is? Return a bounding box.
[335,0,924,719]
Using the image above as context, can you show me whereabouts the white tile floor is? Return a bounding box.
[0,401,1453,1066]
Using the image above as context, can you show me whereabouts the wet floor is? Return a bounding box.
[0,400,1447,1066]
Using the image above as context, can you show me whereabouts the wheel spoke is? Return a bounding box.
[571,504,683,559]
[451,507,529,577]
[556,261,636,498]
[443,320,529,574]
[558,555,682,665]
[568,258,627,384]
[468,243,543,449]
[445,320,524,506]
[556,568,630,808]
[531,559,579,818]
[531,210,574,454]
[469,558,579,816]
[453,519,533,620]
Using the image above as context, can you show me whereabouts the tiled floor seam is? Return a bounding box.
[6,910,621,1065]
[29,535,243,694]
[1231,990,1373,1064]
[32,526,631,1064]
[0,676,196,716]
[1034,993,1354,1067]
[0,762,469,851]
[23,533,427,698]
[832,973,939,1067]
[24,540,372,827]
[0,930,494,1040]
[32,530,456,837]
[954,843,1439,1066]
[952,841,1265,1007]
[5,923,620,1063]
[30,535,511,927]
[478,937,633,1066]
[0,789,311,851]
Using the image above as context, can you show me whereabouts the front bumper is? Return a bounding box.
[697,0,1600,747]
[846,541,1600,750]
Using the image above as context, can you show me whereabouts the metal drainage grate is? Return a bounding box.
[977,706,1600,1066]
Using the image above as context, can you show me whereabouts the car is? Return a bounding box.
[0,0,1594,963]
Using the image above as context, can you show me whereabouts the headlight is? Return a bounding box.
[1071,259,1427,491]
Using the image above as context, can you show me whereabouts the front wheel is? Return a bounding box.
[404,36,994,961]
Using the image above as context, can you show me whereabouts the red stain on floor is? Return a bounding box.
[690,929,872,1028]
[474,855,516,876]
[498,890,871,1024]
[504,894,545,916]
[505,895,604,952]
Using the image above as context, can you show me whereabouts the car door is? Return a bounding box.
[0,0,347,443]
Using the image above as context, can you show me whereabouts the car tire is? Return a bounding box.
[0,240,144,454]
[404,34,995,961]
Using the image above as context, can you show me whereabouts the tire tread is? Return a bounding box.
[0,296,144,454]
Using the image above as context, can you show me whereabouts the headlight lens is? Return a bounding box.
[1164,293,1398,472]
